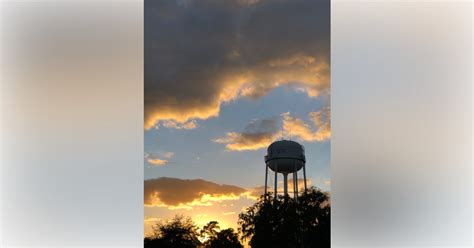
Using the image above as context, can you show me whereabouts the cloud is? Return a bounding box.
[222,211,236,216]
[324,179,331,187]
[147,158,168,166]
[160,151,175,159]
[145,177,248,209]
[246,185,267,199]
[282,107,331,142]
[144,217,161,223]
[162,120,197,130]
[145,0,330,129]
[212,117,279,151]
[213,107,330,151]
[145,151,175,166]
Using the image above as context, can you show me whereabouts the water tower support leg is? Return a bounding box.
[292,172,295,199]
[291,172,295,198]
[293,162,297,200]
[303,163,307,192]
[264,164,268,200]
[295,171,298,201]
[283,173,288,196]
[274,163,278,199]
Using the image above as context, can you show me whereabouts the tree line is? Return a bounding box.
[144,187,330,248]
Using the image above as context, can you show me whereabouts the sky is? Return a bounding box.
[144,0,330,237]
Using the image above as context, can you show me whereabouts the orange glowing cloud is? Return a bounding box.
[147,158,168,166]
[145,177,251,209]
[212,132,275,151]
[282,107,331,142]
[145,151,174,167]
[213,108,330,151]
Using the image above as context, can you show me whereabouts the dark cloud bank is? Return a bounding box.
[145,0,330,129]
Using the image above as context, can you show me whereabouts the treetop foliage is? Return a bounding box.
[238,187,330,248]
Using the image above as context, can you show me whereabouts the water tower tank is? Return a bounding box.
[265,140,305,173]
[263,140,308,199]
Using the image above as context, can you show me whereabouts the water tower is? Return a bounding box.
[264,140,307,200]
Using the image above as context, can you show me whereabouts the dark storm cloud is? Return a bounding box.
[145,0,330,129]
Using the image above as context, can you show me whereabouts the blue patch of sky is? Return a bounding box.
[145,87,330,190]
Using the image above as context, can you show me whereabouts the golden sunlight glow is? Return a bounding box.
[145,191,257,210]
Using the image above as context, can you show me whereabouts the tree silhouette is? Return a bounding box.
[238,187,330,248]
[201,221,220,240]
[144,217,243,248]
[144,215,201,248]
[201,221,243,248]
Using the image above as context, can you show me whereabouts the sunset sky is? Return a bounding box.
[144,0,330,236]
